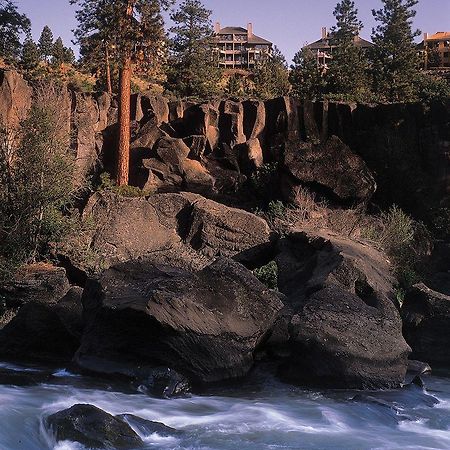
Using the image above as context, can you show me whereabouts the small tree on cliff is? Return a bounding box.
[326,0,371,101]
[71,0,172,186]
[20,35,40,71]
[0,0,30,63]
[371,0,421,102]
[51,37,75,66]
[166,0,222,99]
[38,25,54,62]
[253,46,290,100]
[290,47,325,100]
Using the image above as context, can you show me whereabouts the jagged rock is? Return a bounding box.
[45,404,143,449]
[402,283,450,367]
[219,100,246,146]
[76,258,284,383]
[141,94,169,125]
[282,135,376,204]
[243,100,266,142]
[237,138,264,174]
[0,70,32,129]
[183,135,208,159]
[79,191,273,271]
[275,230,410,389]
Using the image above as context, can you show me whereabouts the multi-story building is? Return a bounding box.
[213,23,273,70]
[419,32,450,68]
[304,27,373,68]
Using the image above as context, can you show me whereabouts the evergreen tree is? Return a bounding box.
[38,25,54,62]
[71,0,173,186]
[166,0,222,99]
[63,46,76,65]
[290,47,325,100]
[253,46,290,100]
[371,0,421,102]
[51,37,65,66]
[20,35,40,71]
[0,0,30,62]
[326,0,371,101]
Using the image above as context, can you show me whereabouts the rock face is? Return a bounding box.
[81,191,273,271]
[76,258,284,383]
[45,404,143,449]
[282,136,376,204]
[402,283,450,367]
[275,231,410,389]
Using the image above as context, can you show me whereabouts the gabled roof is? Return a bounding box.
[304,34,373,50]
[217,27,247,35]
[248,34,272,45]
[427,31,450,41]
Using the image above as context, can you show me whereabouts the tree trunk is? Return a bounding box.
[105,44,112,96]
[117,55,132,186]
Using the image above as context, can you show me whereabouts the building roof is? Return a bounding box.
[427,32,450,41]
[305,34,373,50]
[216,26,272,45]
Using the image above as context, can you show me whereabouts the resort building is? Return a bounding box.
[419,32,450,69]
[213,23,273,69]
[304,27,373,68]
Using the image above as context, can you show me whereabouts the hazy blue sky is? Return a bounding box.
[18,0,450,63]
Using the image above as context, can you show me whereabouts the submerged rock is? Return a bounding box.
[45,404,143,449]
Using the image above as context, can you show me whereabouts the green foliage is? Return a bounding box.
[51,37,75,66]
[326,0,371,102]
[0,0,30,63]
[266,200,287,221]
[253,261,278,290]
[38,25,54,62]
[97,172,147,197]
[290,47,325,100]
[250,162,279,201]
[370,0,421,102]
[19,35,40,71]
[414,73,450,104]
[0,84,80,280]
[253,46,290,100]
[165,0,222,99]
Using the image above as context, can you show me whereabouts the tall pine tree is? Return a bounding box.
[290,47,325,100]
[71,0,172,185]
[0,0,30,63]
[371,0,421,102]
[38,25,54,62]
[326,0,371,101]
[166,0,222,99]
[20,35,40,71]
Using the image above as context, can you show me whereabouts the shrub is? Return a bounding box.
[253,261,278,290]
[97,172,148,197]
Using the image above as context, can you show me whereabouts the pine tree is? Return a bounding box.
[51,37,65,66]
[38,25,54,62]
[0,0,30,63]
[326,0,371,101]
[371,0,421,102]
[166,0,222,99]
[20,35,40,71]
[253,46,290,100]
[71,0,172,185]
[290,47,325,100]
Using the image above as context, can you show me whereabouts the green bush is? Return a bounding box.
[253,261,278,290]
[97,172,148,197]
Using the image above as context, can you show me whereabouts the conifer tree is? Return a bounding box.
[290,47,325,100]
[51,37,65,66]
[166,0,222,99]
[38,25,54,62]
[326,0,371,101]
[253,46,290,100]
[0,0,30,62]
[371,0,421,102]
[20,35,40,71]
[71,0,172,185]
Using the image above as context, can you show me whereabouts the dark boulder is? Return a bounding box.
[282,136,376,204]
[118,414,183,437]
[76,258,284,384]
[402,283,450,367]
[45,404,143,449]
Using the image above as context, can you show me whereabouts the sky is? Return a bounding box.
[18,0,450,64]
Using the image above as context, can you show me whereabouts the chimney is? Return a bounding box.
[424,32,429,42]
[214,22,221,34]
[247,22,253,38]
[321,27,328,39]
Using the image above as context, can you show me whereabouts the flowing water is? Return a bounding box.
[1,361,450,450]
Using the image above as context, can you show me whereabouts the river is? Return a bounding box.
[0,362,449,450]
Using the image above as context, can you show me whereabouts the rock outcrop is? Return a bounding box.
[76,258,284,384]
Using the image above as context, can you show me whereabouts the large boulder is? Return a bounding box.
[275,230,410,389]
[76,258,284,383]
[45,404,143,449]
[80,191,273,271]
[219,100,246,147]
[402,283,450,367]
[282,136,376,204]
